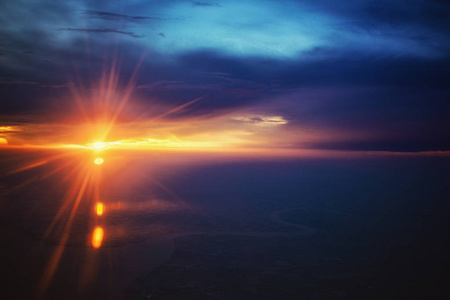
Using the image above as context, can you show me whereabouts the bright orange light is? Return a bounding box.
[96,202,104,216]
[92,142,108,150]
[0,137,7,145]
[92,226,104,249]
[94,158,104,165]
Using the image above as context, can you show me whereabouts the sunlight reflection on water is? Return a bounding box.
[91,226,104,248]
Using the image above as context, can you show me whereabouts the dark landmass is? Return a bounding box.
[125,204,449,299]
[0,150,449,299]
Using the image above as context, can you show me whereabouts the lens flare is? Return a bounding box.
[92,226,104,249]
[96,202,104,216]
[94,158,104,165]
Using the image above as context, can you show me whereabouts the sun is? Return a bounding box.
[92,142,108,150]
[94,158,104,165]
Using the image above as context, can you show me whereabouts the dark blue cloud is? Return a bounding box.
[193,2,221,8]
[59,28,145,38]
[83,10,167,22]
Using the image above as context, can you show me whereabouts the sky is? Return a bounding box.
[0,0,449,152]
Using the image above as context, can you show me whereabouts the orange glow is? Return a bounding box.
[96,202,104,216]
[92,226,104,249]
[0,137,7,144]
[94,158,104,165]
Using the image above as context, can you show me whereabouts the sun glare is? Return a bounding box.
[94,158,104,165]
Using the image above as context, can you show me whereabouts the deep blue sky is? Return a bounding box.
[0,0,449,151]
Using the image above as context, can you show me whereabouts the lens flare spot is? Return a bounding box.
[96,202,104,216]
[92,226,104,249]
[94,158,104,165]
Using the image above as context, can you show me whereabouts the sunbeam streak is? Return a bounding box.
[37,169,92,296]
[8,160,48,175]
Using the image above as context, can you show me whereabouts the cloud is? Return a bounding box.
[84,10,167,22]
[0,78,37,85]
[0,126,21,133]
[232,115,288,127]
[39,84,68,88]
[58,28,145,38]
[136,81,189,90]
[193,2,221,7]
